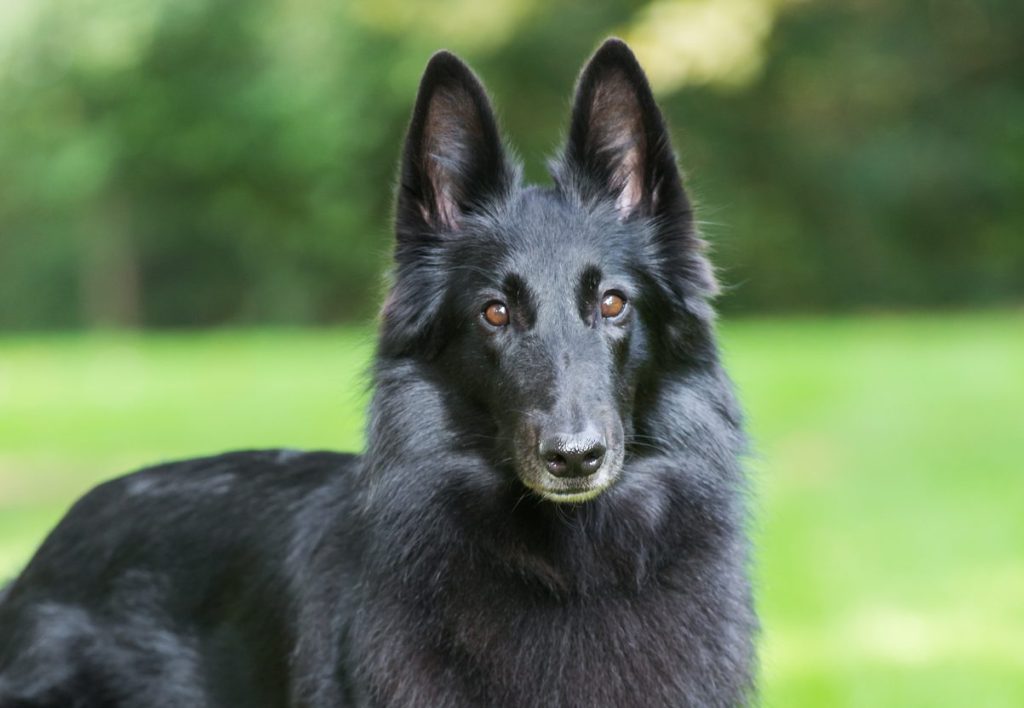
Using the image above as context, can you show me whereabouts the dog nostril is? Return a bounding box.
[539,433,607,479]
[581,447,605,473]
[544,452,568,476]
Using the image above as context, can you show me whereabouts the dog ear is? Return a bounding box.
[562,39,687,221]
[383,52,512,359]
[397,51,512,235]
[560,39,719,335]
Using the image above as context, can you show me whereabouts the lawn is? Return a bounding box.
[1,312,1022,706]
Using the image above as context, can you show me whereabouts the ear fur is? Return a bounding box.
[561,39,682,220]
[397,51,513,235]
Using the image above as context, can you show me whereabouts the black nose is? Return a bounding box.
[538,427,607,478]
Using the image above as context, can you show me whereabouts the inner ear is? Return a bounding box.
[421,86,481,229]
[587,74,647,215]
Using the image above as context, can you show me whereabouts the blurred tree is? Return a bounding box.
[664,0,1024,312]
[0,0,1020,328]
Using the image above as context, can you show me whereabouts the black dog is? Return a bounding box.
[0,40,756,707]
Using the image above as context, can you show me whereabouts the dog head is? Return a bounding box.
[379,40,719,503]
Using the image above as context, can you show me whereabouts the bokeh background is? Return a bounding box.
[1,0,1021,704]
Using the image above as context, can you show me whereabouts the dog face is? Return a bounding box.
[381,40,718,503]
[440,195,646,502]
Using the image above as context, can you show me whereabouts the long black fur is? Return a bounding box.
[0,40,756,707]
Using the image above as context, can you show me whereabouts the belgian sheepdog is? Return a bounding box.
[0,40,756,706]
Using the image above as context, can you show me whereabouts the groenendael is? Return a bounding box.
[0,40,756,707]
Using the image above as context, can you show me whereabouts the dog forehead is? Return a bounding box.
[490,189,635,274]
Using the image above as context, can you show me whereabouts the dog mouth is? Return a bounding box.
[520,470,620,503]
[512,423,624,504]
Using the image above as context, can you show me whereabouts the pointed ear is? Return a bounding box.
[397,51,512,235]
[562,39,686,221]
[560,40,718,319]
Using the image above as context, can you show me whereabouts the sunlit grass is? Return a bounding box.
[723,312,1024,706]
[1,312,1022,705]
[0,329,374,570]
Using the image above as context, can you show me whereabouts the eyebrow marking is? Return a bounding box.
[504,273,536,328]
[579,265,602,292]
[577,264,603,321]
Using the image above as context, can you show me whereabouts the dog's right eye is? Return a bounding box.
[600,291,627,319]
[483,301,509,327]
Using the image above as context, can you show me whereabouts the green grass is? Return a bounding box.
[1,312,1022,705]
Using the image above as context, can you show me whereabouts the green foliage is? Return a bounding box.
[669,0,1024,313]
[0,0,1022,328]
[1,314,1022,703]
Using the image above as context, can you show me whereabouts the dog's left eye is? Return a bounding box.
[600,291,626,319]
[483,301,510,327]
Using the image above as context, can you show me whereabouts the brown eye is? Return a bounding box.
[483,301,509,327]
[600,291,626,319]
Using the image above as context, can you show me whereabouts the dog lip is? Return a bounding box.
[536,487,607,503]
[517,459,622,504]
[527,476,616,504]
